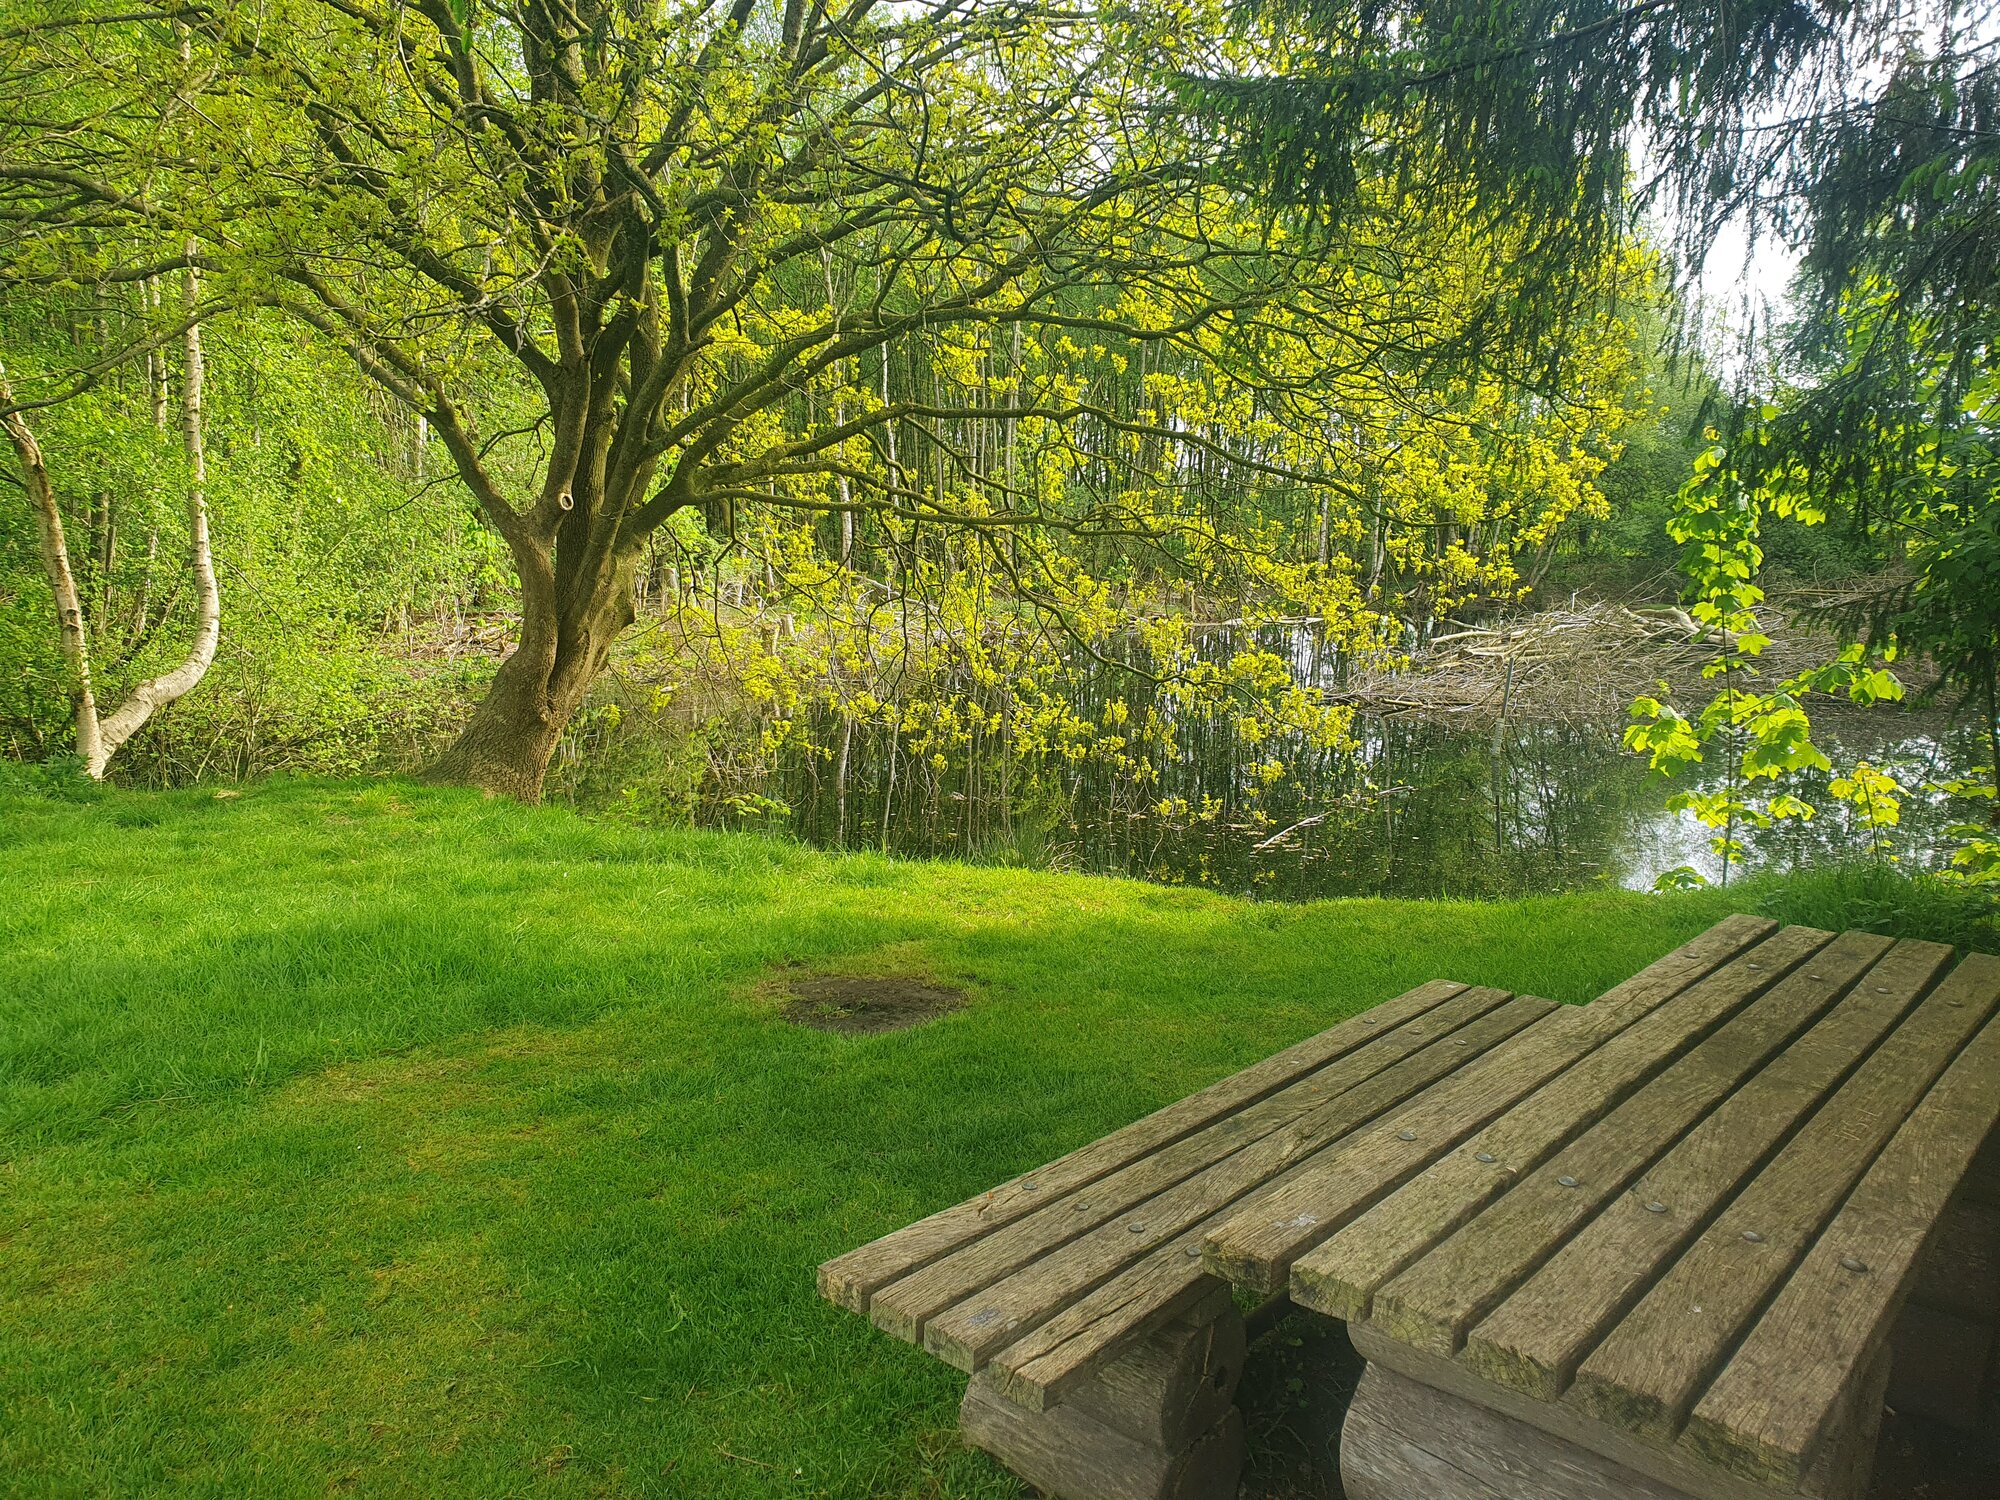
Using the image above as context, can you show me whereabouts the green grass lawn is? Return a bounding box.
[0,778,1806,1496]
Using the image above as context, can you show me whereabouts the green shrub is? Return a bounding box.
[1750,861,2000,950]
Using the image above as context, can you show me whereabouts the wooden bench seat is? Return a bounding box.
[817,914,1999,1500]
[1208,923,2000,1500]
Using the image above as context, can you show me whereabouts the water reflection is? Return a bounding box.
[1616,718,1990,891]
[774,706,1991,902]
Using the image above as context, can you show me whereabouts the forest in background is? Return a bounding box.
[0,267,1714,770]
[2,0,1994,895]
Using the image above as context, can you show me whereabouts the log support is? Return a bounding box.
[960,1297,1247,1500]
[1339,1344,1895,1500]
[1341,1363,1693,1500]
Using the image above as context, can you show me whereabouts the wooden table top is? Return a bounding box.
[1201,919,2000,1498]
[821,968,1563,1410]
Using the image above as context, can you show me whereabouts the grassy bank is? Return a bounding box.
[0,778,1955,1497]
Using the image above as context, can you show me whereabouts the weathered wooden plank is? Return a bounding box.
[990,1225,1295,1411]
[986,1230,1228,1411]
[922,995,1558,1372]
[1364,927,1866,1358]
[1292,927,1865,1324]
[1060,1297,1245,1450]
[960,1382,1244,1500]
[868,984,1518,1344]
[1459,935,1945,1399]
[1680,978,2000,1488]
[1576,914,1781,1017]
[1341,1379,1511,1500]
[1341,1363,1693,1500]
[1211,924,1832,1297]
[1814,1338,1896,1500]
[817,978,1471,1313]
[1349,1324,1811,1500]
[1566,951,2000,1445]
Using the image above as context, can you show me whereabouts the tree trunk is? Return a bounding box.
[422,645,575,800]
[94,490,116,629]
[88,257,221,776]
[2,365,103,769]
[135,274,166,641]
[0,267,223,781]
[147,275,169,428]
[422,538,636,801]
[131,528,159,643]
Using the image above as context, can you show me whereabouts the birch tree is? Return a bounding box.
[0,262,219,777]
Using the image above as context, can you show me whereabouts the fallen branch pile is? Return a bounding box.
[1341,599,1850,724]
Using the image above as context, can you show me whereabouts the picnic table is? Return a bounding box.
[819,915,2000,1500]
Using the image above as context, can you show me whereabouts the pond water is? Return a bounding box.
[767,689,1992,902]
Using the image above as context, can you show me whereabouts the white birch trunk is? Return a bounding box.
[90,254,221,774]
[1,365,103,768]
[1,258,224,779]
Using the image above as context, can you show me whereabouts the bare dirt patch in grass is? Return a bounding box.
[780,972,968,1033]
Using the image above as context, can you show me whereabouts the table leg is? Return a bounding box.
[1340,1362,1697,1500]
[960,1297,1246,1500]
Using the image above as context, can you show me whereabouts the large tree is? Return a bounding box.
[0,0,1650,798]
[5,1,1309,796]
